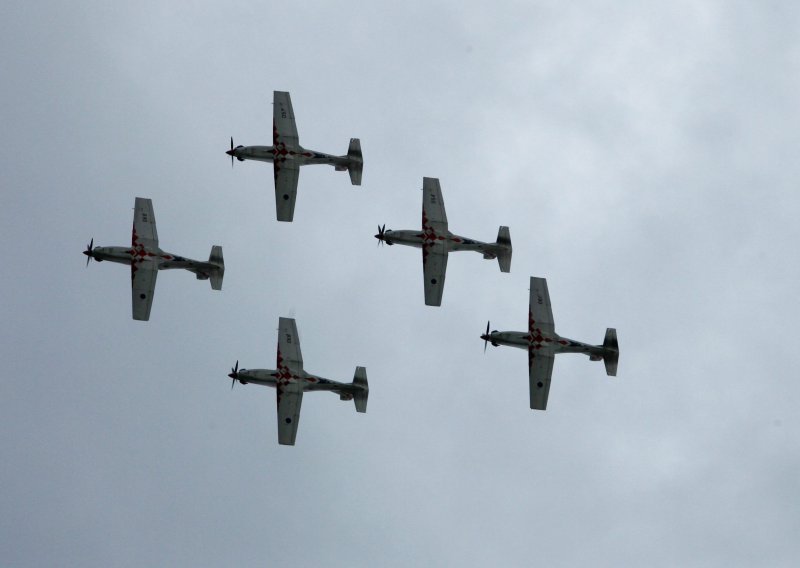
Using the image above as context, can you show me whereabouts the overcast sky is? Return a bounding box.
[3,1,800,566]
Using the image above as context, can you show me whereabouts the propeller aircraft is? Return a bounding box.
[228,317,369,446]
[83,197,224,321]
[481,276,619,410]
[226,90,363,222]
[375,177,512,306]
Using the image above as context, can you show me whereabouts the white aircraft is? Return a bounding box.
[375,177,512,306]
[481,276,619,410]
[228,317,369,446]
[83,197,224,321]
[226,90,363,222]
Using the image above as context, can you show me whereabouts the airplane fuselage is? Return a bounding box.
[89,245,219,276]
[233,367,357,398]
[486,330,607,360]
[380,229,501,258]
[229,145,351,170]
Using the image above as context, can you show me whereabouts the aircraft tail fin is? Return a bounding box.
[352,366,368,413]
[495,226,512,273]
[347,138,363,186]
[208,245,225,291]
[602,328,618,376]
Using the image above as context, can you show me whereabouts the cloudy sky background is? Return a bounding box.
[2,1,799,566]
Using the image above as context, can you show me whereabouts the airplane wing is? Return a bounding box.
[276,381,303,445]
[423,244,448,307]
[273,91,299,148]
[422,177,448,233]
[528,349,555,410]
[131,261,158,321]
[529,276,555,336]
[274,161,300,222]
[277,317,303,372]
[133,197,158,250]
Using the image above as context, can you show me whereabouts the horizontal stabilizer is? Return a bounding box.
[347,138,363,186]
[496,226,512,273]
[352,366,368,413]
[209,245,224,291]
[602,328,618,376]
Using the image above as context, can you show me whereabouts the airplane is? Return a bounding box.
[83,197,225,321]
[227,317,369,446]
[481,276,619,410]
[375,177,512,306]
[226,90,363,222]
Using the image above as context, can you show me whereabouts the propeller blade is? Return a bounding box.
[483,320,490,353]
[84,238,94,267]
[375,223,391,245]
[230,137,234,168]
[229,360,239,389]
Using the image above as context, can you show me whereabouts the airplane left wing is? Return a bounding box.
[133,197,158,250]
[423,245,448,306]
[277,317,303,372]
[274,161,300,222]
[276,382,303,445]
[131,261,158,321]
[529,349,554,410]
[273,91,299,148]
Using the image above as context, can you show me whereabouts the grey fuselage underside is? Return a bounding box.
[382,229,501,257]
[235,368,360,395]
[90,246,218,274]
[489,331,607,358]
[233,145,350,168]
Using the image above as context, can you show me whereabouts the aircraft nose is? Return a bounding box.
[225,149,234,156]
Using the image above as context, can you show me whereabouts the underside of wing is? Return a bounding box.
[423,245,448,306]
[277,317,304,372]
[133,197,159,250]
[422,177,448,233]
[276,383,303,445]
[273,91,299,148]
[528,349,555,410]
[274,161,300,222]
[131,260,158,321]
[529,276,555,336]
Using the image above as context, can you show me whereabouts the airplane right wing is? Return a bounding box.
[133,197,158,250]
[528,349,555,410]
[131,260,158,321]
[423,245,448,307]
[529,276,555,336]
[422,177,448,233]
[276,381,303,445]
[277,317,303,372]
[274,161,300,222]
[273,91,299,148]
